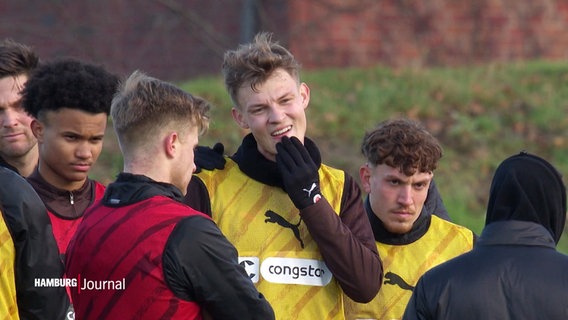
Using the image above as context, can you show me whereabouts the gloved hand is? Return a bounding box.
[276,136,322,210]
[194,142,226,173]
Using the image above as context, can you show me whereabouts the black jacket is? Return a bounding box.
[68,173,274,320]
[0,167,69,319]
[403,152,568,320]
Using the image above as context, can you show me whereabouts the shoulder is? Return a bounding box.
[0,168,49,232]
[431,215,475,239]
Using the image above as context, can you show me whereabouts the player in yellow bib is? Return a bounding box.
[185,32,382,320]
[344,119,475,320]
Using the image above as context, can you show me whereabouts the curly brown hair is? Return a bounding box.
[361,118,442,176]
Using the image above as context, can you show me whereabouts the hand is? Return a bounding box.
[276,136,322,210]
[194,142,226,173]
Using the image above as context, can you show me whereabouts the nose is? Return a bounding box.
[397,185,413,207]
[268,105,285,123]
[75,142,93,160]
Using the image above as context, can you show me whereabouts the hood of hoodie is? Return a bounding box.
[485,151,566,244]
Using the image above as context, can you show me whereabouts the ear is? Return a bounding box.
[164,132,179,159]
[300,82,310,110]
[231,107,249,129]
[30,119,44,142]
[359,164,372,194]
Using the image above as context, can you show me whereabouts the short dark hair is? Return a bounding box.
[361,118,443,175]
[22,58,118,120]
[0,39,39,78]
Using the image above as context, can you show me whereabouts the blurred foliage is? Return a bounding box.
[92,60,568,254]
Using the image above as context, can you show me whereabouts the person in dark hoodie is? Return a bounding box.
[344,118,474,320]
[403,151,568,320]
[65,70,274,319]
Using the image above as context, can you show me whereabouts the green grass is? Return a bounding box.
[92,60,568,254]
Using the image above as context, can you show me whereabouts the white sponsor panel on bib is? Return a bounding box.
[238,256,333,286]
[260,257,332,286]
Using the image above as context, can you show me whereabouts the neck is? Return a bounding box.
[7,145,39,177]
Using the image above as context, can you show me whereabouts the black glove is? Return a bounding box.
[276,136,322,210]
[194,142,226,173]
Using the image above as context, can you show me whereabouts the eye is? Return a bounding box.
[414,182,427,190]
[388,179,400,186]
[65,134,78,141]
[249,107,264,115]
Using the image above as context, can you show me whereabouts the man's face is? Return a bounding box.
[32,108,107,191]
[0,74,37,161]
[231,68,310,161]
[360,163,433,234]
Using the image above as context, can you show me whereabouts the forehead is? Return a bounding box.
[0,75,26,106]
[237,69,298,108]
[42,108,107,130]
[372,163,433,181]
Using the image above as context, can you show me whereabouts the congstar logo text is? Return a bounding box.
[239,257,332,286]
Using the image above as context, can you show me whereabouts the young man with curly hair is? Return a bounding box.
[21,58,118,258]
[344,118,474,320]
[185,32,382,319]
[0,39,39,176]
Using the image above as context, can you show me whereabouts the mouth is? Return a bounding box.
[392,210,413,216]
[2,132,23,139]
[71,163,92,172]
[271,125,292,137]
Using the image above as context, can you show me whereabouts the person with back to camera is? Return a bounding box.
[184,32,382,319]
[65,70,275,319]
[403,151,568,320]
[343,118,474,320]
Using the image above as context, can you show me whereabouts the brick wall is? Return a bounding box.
[289,0,568,70]
[1,0,567,81]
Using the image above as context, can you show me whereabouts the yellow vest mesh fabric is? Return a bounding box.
[344,215,474,320]
[0,211,19,320]
[198,158,346,320]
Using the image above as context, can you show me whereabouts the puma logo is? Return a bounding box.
[384,271,414,291]
[264,210,304,248]
[303,183,317,197]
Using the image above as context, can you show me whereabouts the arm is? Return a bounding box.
[0,169,69,320]
[163,216,274,320]
[183,176,212,216]
[300,174,382,302]
[275,137,381,302]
